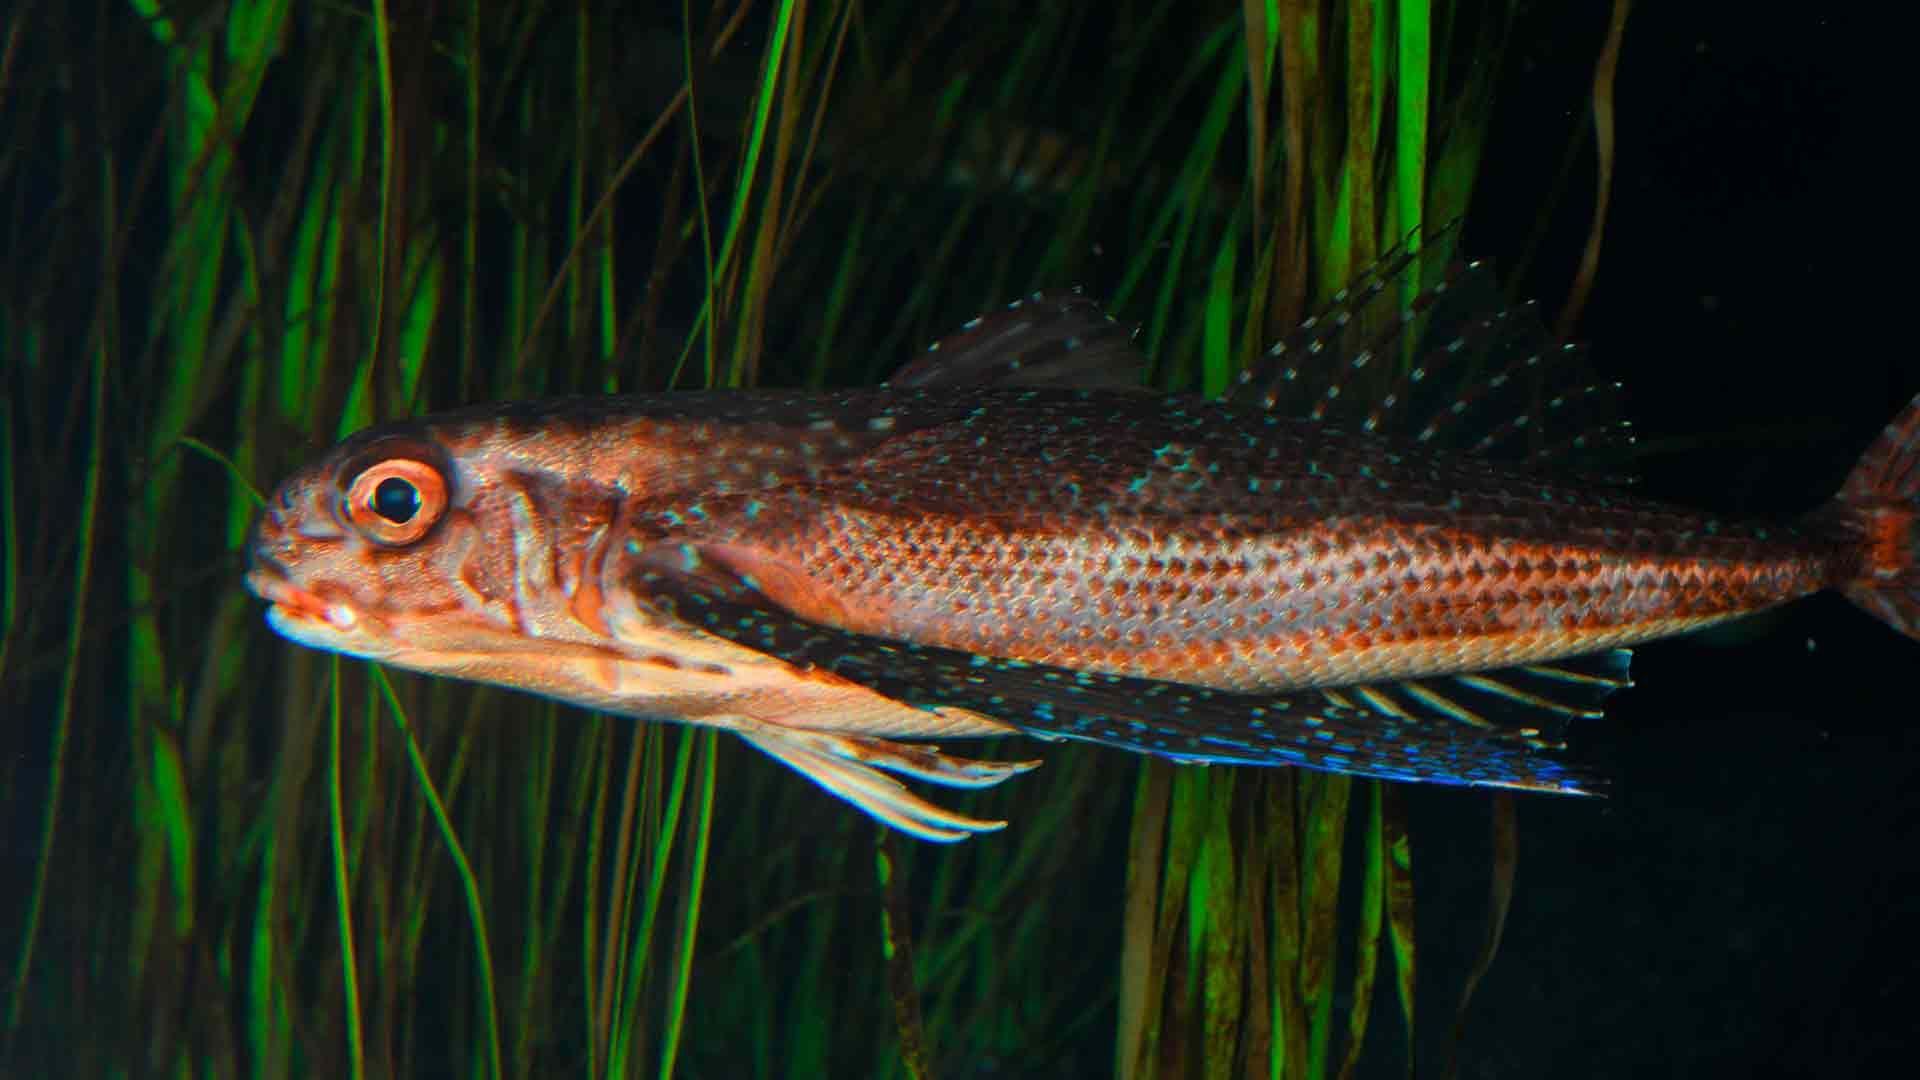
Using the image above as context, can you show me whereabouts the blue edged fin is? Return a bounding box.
[634,557,1614,796]
[887,289,1146,390]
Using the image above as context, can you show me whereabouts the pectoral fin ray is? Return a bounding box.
[1342,650,1634,742]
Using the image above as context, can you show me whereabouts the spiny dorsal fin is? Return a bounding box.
[887,289,1146,390]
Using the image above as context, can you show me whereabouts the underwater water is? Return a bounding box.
[1412,8,1919,1076]
[2,3,1913,1078]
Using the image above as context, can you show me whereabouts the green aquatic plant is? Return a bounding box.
[0,2,1618,1076]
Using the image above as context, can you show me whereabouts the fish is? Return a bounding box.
[244,251,1920,842]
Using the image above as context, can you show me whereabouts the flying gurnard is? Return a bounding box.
[245,248,1920,841]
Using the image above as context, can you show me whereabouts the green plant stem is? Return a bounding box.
[373,668,503,1080]
[5,273,106,1036]
[328,658,367,1080]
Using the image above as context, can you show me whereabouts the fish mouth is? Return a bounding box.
[244,554,376,642]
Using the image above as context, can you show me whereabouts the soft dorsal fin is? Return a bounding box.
[1230,230,1635,474]
[1229,235,1439,418]
[887,289,1146,390]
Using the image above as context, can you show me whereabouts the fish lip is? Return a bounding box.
[243,559,338,626]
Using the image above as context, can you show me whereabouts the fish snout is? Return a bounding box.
[242,502,299,585]
[241,516,334,623]
[242,541,290,597]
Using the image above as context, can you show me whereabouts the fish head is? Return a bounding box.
[246,423,516,664]
[242,412,843,720]
[245,415,681,709]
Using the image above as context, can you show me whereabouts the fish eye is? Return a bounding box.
[341,457,449,546]
[372,476,420,523]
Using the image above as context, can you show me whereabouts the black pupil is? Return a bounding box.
[371,476,421,524]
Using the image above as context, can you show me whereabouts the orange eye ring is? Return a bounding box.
[341,458,449,546]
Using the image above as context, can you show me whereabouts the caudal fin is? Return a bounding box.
[1836,391,1920,639]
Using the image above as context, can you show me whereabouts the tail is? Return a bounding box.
[1835,390,1920,639]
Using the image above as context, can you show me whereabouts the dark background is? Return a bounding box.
[1417,4,1916,1076]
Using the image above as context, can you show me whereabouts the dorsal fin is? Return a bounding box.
[887,289,1146,390]
[1230,229,1635,474]
[1228,235,1439,418]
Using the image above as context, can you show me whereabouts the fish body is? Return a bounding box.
[609,387,1847,692]
[246,283,1920,840]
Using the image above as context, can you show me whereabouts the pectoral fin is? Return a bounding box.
[633,556,1615,796]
